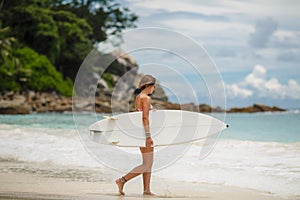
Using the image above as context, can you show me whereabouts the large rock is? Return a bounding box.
[199,104,212,112]
[228,103,286,113]
[112,50,138,71]
[54,104,72,113]
[253,104,285,112]
[151,83,168,102]
[95,99,111,113]
[0,100,31,114]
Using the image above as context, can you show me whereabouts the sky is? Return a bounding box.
[115,0,300,109]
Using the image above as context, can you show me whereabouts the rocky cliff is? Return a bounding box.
[0,49,169,114]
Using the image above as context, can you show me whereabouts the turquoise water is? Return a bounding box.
[222,112,300,143]
[1,111,299,143]
[0,113,103,130]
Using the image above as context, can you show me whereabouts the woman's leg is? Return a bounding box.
[141,147,154,195]
[143,172,152,194]
[116,147,153,195]
[123,147,153,180]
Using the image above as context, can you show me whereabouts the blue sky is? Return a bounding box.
[116,0,300,109]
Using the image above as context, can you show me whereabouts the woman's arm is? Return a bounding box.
[141,96,153,147]
[142,96,150,134]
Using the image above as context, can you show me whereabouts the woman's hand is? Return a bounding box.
[146,137,153,147]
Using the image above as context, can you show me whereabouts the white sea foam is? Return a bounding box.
[0,125,100,168]
[156,139,300,197]
[0,124,299,197]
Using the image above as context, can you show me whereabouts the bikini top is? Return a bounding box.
[136,104,153,111]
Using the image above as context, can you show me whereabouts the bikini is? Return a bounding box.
[136,105,153,112]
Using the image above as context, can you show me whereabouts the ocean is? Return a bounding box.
[0,111,299,198]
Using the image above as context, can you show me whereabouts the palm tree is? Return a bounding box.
[0,25,17,74]
[0,24,29,90]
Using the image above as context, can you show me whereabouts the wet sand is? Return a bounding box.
[0,172,290,200]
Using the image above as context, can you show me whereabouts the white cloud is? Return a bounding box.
[264,78,285,99]
[286,80,300,99]
[226,65,300,100]
[226,84,253,98]
[129,0,237,16]
[126,0,253,43]
[244,65,266,88]
[272,30,300,49]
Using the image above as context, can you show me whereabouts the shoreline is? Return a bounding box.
[0,91,286,114]
[0,171,288,200]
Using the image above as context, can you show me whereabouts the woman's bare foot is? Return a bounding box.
[115,178,125,195]
[143,191,155,196]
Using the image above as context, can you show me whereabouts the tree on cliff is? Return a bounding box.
[0,0,138,95]
[0,25,21,91]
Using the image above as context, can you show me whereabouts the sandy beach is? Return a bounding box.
[0,170,289,200]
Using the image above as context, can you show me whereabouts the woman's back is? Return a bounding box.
[135,94,150,111]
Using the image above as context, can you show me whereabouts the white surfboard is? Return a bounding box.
[89,110,228,147]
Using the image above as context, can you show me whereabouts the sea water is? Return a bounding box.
[0,111,299,197]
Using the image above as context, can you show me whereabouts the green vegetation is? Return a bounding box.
[15,47,73,96]
[0,0,137,96]
[102,73,114,89]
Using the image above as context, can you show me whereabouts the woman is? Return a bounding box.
[116,74,156,196]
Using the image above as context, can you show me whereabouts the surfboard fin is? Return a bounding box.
[110,141,119,145]
[104,116,117,120]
